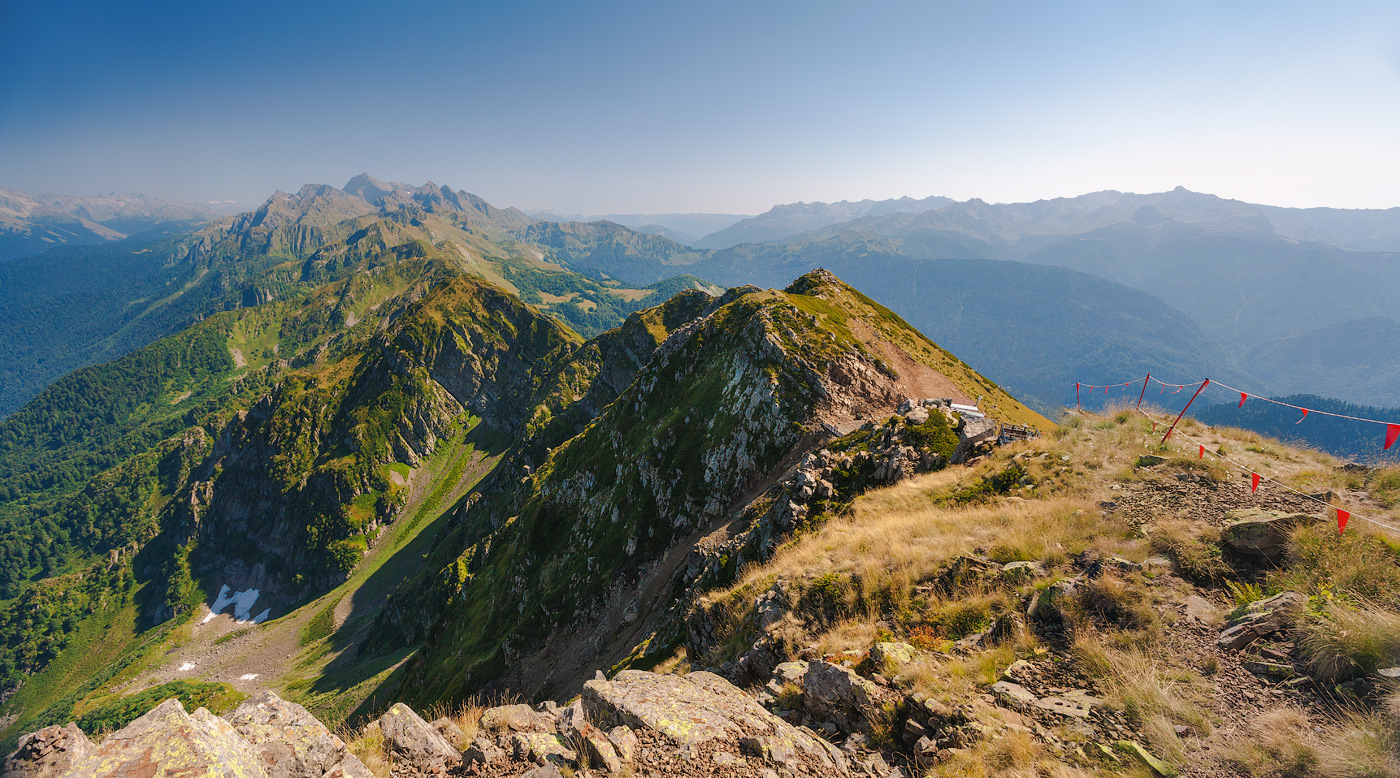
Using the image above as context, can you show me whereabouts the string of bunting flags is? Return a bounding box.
[1074,373,1400,453]
[1131,406,1399,537]
[1073,372,1400,536]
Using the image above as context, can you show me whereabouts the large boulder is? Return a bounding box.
[223,691,372,778]
[1222,510,1319,560]
[375,703,460,771]
[582,670,842,772]
[66,699,267,778]
[2,723,95,778]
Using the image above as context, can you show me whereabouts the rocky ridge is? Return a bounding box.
[369,270,1043,709]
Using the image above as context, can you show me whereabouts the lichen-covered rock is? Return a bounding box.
[478,704,555,734]
[67,699,266,778]
[375,703,459,771]
[2,722,95,778]
[869,642,917,674]
[507,733,575,768]
[223,692,371,778]
[583,670,841,771]
[605,726,638,763]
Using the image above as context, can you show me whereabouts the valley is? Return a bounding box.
[0,179,1396,778]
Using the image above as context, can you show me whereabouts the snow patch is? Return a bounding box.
[209,585,262,622]
[200,611,216,624]
[239,673,259,681]
[178,662,195,672]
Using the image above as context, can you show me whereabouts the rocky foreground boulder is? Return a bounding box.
[63,698,265,778]
[0,723,94,778]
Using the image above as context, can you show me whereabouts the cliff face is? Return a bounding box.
[370,269,1046,706]
[162,275,582,612]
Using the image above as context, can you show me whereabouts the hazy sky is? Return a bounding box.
[2,0,1398,213]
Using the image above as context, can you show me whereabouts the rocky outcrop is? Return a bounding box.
[223,692,372,778]
[1,723,94,778]
[64,699,266,778]
[374,703,460,771]
[583,670,843,772]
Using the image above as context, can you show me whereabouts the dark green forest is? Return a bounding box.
[1194,394,1400,463]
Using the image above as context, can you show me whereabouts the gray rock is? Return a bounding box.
[224,691,372,778]
[2,723,95,778]
[583,670,837,770]
[479,703,556,734]
[376,702,460,770]
[520,763,564,778]
[802,661,890,735]
[1032,690,1101,719]
[1222,510,1320,559]
[990,681,1039,709]
[66,699,266,778]
[1217,591,1306,651]
[606,726,638,763]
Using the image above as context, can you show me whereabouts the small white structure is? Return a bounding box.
[950,403,986,420]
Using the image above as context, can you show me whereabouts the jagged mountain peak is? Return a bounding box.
[343,172,415,206]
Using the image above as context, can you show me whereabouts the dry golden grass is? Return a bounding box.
[1073,634,1212,766]
[1298,597,1400,683]
[343,724,391,778]
[928,726,1102,777]
[735,490,1117,597]
[1224,697,1400,778]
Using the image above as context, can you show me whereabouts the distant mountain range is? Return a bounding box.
[0,187,237,261]
[8,177,1399,419]
[525,210,752,246]
[589,187,1400,408]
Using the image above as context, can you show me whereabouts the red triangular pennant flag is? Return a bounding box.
[1251,472,1260,493]
[1104,385,1108,395]
[1198,444,1206,459]
[1173,385,1182,394]
[1336,509,1350,534]
[1387,424,1400,451]
[1152,422,1157,432]
[1296,409,1308,424]
[1239,392,1247,408]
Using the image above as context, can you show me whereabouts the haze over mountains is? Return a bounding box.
[0,187,236,261]
[2,168,1399,762]
[638,187,1400,408]
[5,176,1398,420]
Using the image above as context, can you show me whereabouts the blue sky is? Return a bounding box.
[1,0,1397,213]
